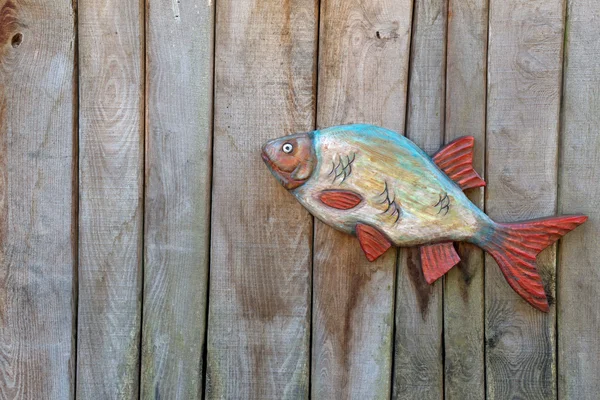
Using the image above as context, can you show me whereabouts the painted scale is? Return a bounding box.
[261,124,587,312]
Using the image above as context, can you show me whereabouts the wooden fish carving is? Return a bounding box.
[261,124,587,312]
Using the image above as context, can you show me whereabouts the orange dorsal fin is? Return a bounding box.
[433,136,486,190]
[420,242,461,284]
[356,223,392,262]
[319,190,363,210]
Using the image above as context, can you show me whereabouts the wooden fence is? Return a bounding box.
[1,0,599,398]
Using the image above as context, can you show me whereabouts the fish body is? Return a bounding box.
[291,124,490,246]
[261,124,587,312]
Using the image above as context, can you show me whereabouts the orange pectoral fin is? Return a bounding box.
[356,223,392,262]
[420,242,461,284]
[318,190,363,210]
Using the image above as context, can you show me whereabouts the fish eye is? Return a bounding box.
[282,143,293,153]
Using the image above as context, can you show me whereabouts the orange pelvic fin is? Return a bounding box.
[356,223,392,262]
[420,242,461,284]
[433,136,486,190]
[319,190,363,210]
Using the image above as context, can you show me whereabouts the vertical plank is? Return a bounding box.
[485,0,565,398]
[443,0,487,398]
[206,0,317,398]
[558,0,600,398]
[77,0,144,397]
[392,0,446,398]
[313,1,413,398]
[0,0,76,398]
[141,0,214,398]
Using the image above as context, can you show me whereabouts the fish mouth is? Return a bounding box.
[261,149,307,190]
[261,150,272,166]
[261,150,279,174]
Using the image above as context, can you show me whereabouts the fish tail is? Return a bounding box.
[477,215,587,312]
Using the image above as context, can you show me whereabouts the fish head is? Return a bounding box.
[261,132,317,190]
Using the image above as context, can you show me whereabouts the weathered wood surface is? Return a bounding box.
[141,0,214,398]
[393,0,446,398]
[558,0,600,398]
[485,0,565,398]
[2,0,600,397]
[0,0,76,398]
[206,0,316,398]
[313,0,412,398]
[77,0,144,397]
[443,0,487,398]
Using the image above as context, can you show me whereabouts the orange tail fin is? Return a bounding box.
[480,215,587,312]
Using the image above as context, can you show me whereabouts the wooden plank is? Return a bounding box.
[205,1,317,398]
[443,0,487,398]
[485,0,565,398]
[0,0,76,398]
[392,0,446,398]
[77,0,144,397]
[140,0,214,398]
[312,1,413,398]
[558,0,600,398]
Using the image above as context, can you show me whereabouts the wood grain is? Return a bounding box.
[206,0,316,398]
[77,0,144,398]
[0,0,76,398]
[558,0,600,398]
[393,0,446,398]
[443,0,487,398]
[313,1,412,398]
[485,0,565,398]
[141,0,214,398]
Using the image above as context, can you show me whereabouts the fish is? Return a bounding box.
[261,124,587,312]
